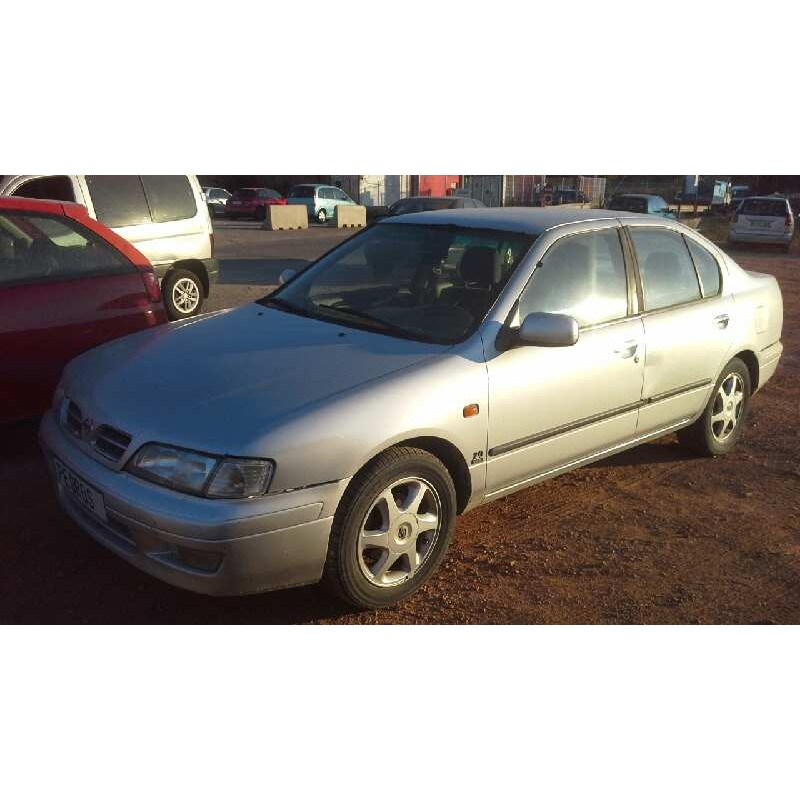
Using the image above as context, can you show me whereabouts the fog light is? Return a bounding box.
[175,546,223,574]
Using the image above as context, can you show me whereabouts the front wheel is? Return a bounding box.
[163,269,204,320]
[322,446,457,609]
[677,357,751,457]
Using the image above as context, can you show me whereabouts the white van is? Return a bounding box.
[0,175,218,319]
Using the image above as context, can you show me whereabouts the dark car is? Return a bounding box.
[607,193,676,219]
[550,189,588,206]
[226,187,287,220]
[0,196,167,422]
[371,195,485,222]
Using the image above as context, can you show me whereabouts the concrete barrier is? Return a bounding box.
[261,205,308,231]
[335,204,367,228]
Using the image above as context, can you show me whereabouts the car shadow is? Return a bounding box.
[584,437,691,470]
[217,258,310,286]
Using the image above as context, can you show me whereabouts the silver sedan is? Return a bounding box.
[40,208,784,608]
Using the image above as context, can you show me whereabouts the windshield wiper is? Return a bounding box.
[257,295,312,318]
[314,304,411,336]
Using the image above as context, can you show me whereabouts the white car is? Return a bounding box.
[729,196,794,252]
[0,175,217,319]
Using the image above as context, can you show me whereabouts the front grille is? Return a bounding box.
[93,425,132,461]
[65,400,83,438]
[62,398,132,464]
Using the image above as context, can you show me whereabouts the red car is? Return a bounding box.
[0,197,167,422]
[225,187,287,220]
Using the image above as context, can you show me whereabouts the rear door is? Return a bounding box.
[0,209,156,420]
[625,224,733,435]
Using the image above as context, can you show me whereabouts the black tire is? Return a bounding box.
[255,206,267,221]
[322,446,457,609]
[781,243,791,254]
[677,357,752,457]
[317,208,327,224]
[163,268,204,321]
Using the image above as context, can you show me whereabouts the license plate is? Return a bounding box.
[54,458,107,522]
[751,220,771,228]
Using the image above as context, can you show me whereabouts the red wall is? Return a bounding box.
[417,175,461,196]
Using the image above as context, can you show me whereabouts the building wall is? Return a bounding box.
[416,175,461,197]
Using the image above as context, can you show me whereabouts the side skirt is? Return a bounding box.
[479,418,692,505]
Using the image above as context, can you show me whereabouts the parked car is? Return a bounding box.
[286,184,356,223]
[0,197,166,422]
[40,208,783,609]
[373,196,486,222]
[607,194,676,219]
[202,186,232,217]
[550,189,588,206]
[225,187,286,221]
[728,196,794,252]
[0,175,216,320]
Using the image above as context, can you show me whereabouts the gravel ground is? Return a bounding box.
[1,224,797,624]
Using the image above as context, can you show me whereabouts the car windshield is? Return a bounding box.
[609,196,648,213]
[263,223,535,344]
[289,186,315,198]
[740,199,787,217]
[233,189,257,200]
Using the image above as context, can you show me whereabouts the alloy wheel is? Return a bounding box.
[172,277,200,315]
[711,372,745,443]
[357,476,442,587]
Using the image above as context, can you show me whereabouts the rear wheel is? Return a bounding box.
[255,206,267,221]
[322,446,456,609]
[163,268,204,320]
[677,357,751,457]
[317,208,327,224]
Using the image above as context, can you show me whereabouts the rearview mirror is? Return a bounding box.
[278,268,296,285]
[518,312,579,347]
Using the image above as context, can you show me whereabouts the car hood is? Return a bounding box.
[63,304,449,455]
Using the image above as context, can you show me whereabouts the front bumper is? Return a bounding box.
[39,411,347,596]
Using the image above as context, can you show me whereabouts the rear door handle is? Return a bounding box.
[714,313,730,329]
[614,340,639,359]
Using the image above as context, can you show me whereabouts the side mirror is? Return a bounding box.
[517,312,579,347]
[278,268,296,285]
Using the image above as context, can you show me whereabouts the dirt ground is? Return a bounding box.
[1,238,798,624]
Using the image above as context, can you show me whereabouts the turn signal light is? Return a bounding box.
[463,404,480,418]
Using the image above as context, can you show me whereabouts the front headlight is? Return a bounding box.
[127,444,273,499]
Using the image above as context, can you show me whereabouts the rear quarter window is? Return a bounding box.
[685,237,721,297]
[141,176,197,223]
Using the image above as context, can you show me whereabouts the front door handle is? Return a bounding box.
[714,313,730,329]
[614,340,639,359]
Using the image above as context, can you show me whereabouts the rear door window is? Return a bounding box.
[289,186,315,198]
[0,211,132,285]
[140,176,197,223]
[629,228,701,310]
[86,176,152,228]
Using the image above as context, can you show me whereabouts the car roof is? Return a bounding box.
[381,206,655,235]
[0,196,86,216]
